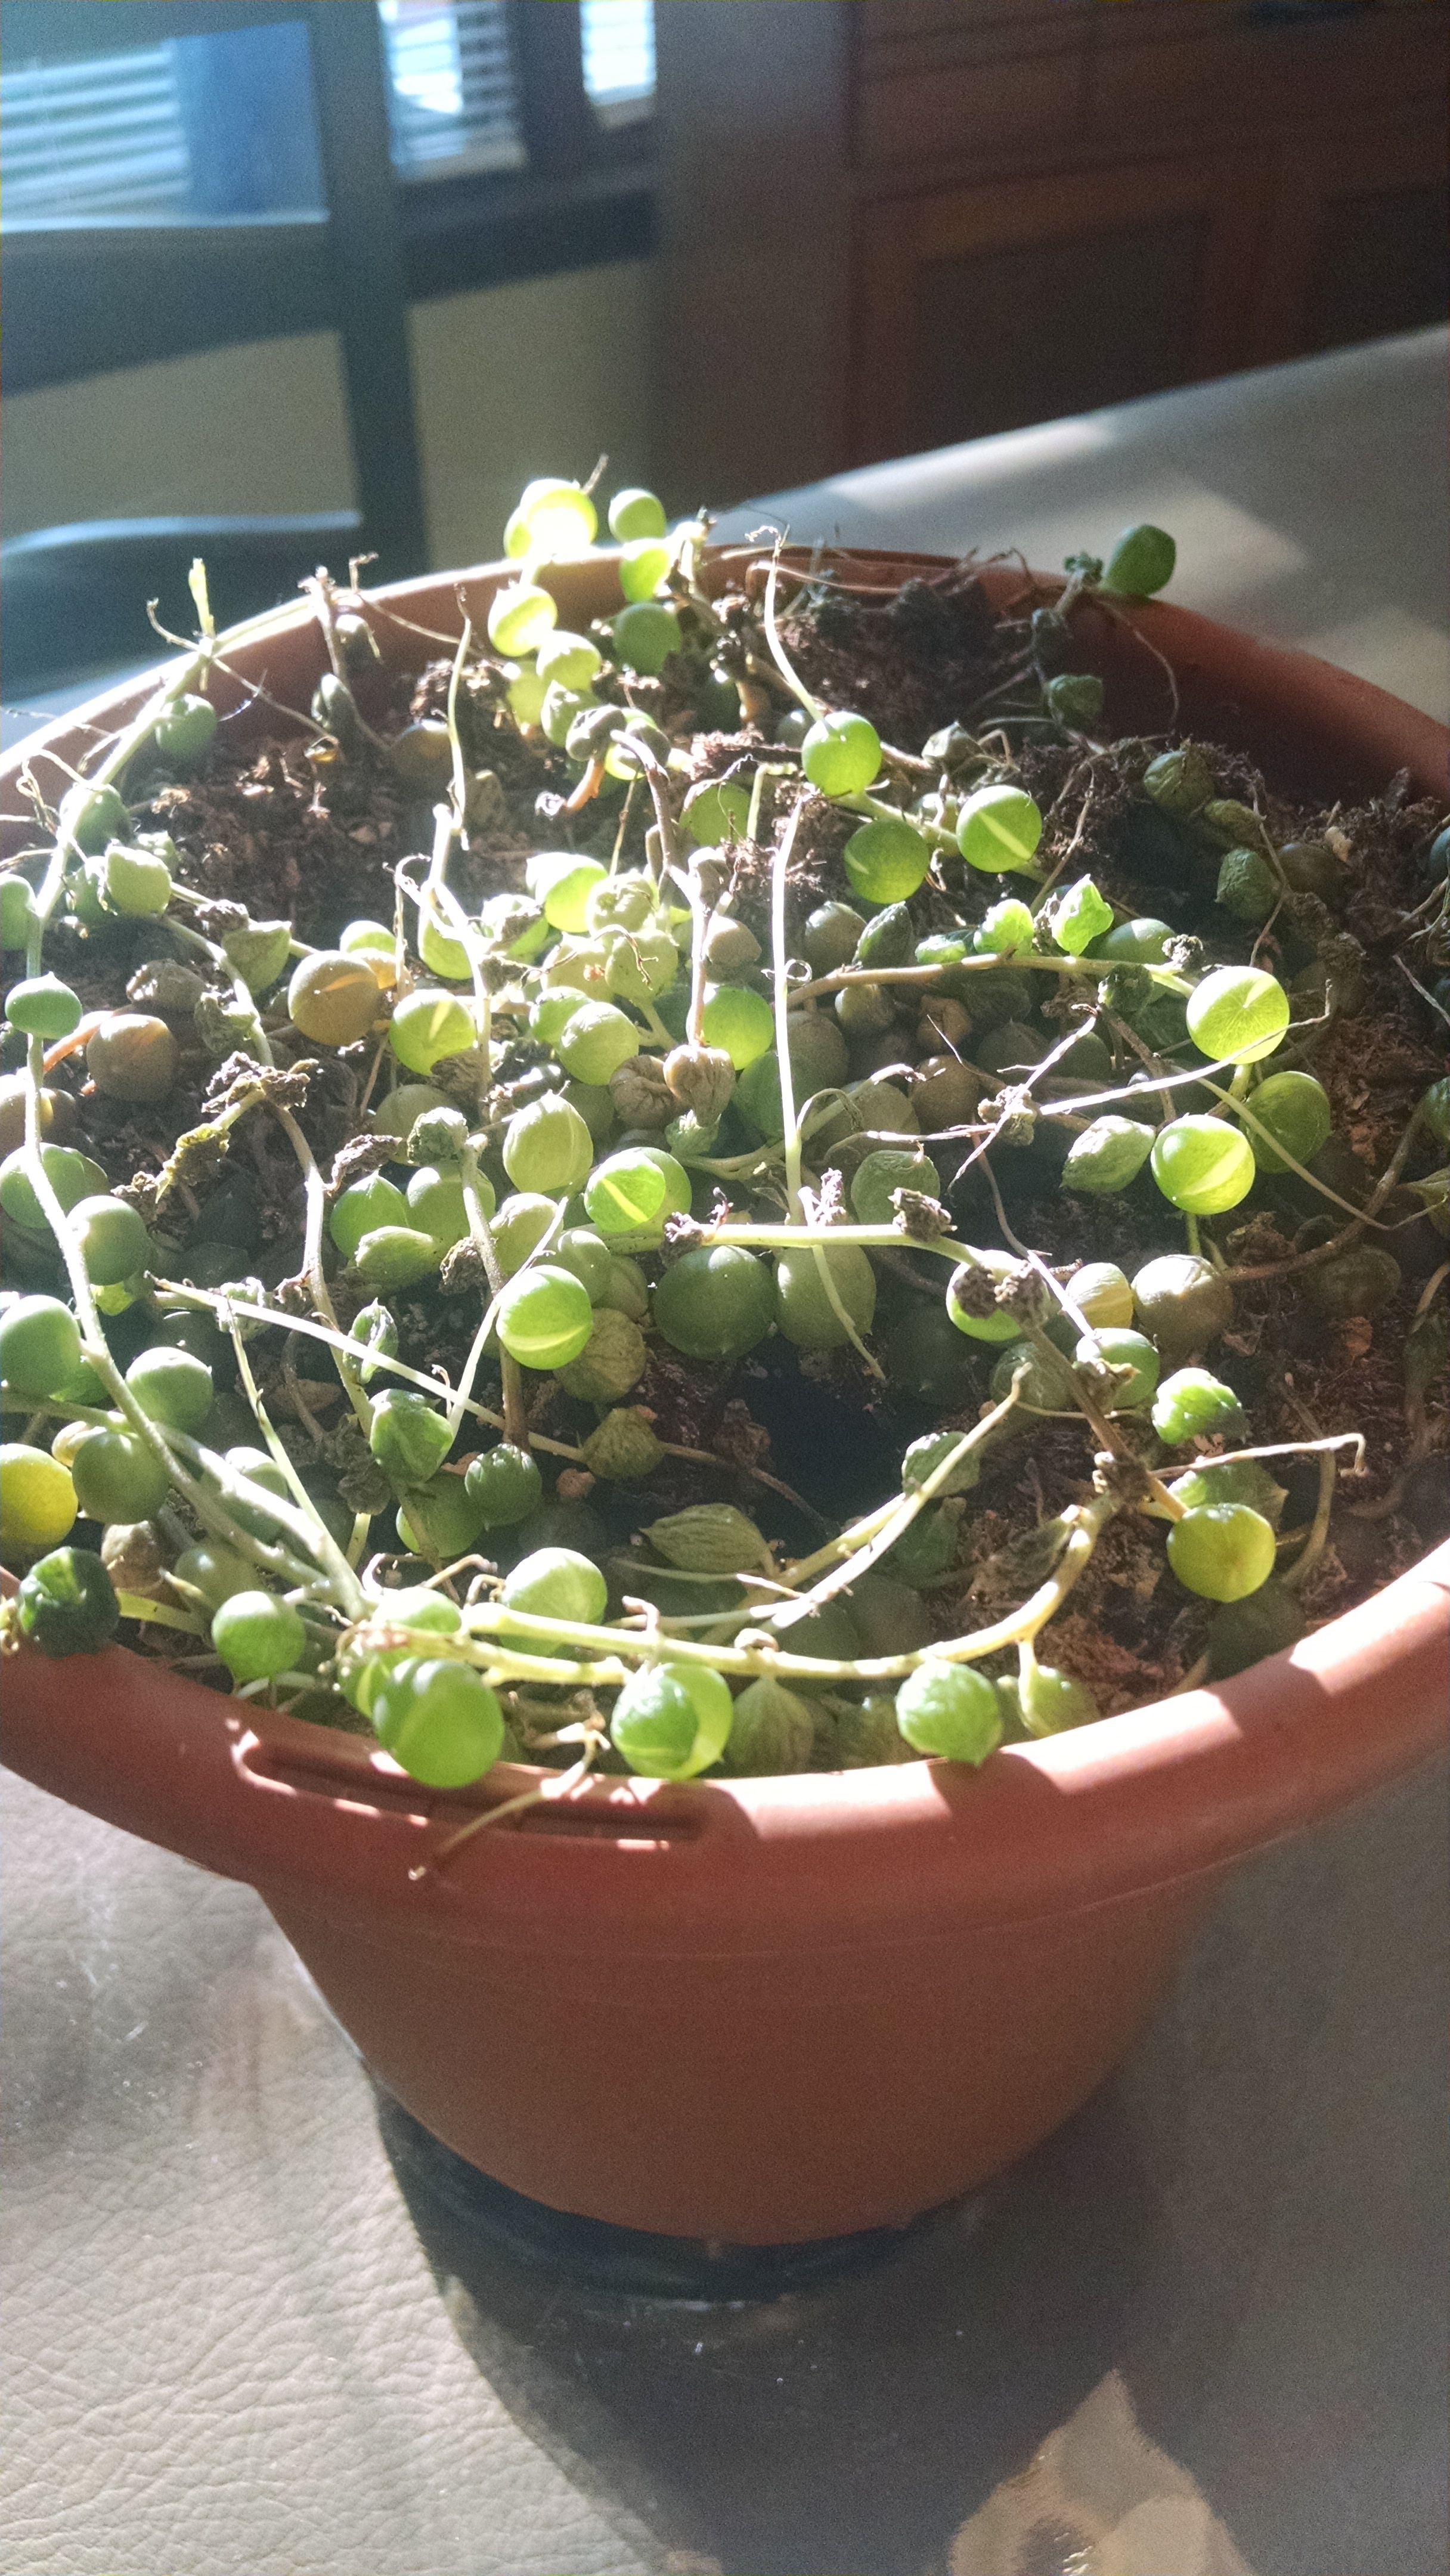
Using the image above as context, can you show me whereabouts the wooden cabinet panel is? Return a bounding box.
[857,1,1448,174]
[1306,185,1448,351]
[853,154,1271,465]
[856,45,1082,171]
[655,0,1446,504]
[1088,3,1448,139]
[854,0,1094,172]
[859,1,1095,45]
[1249,109,1448,361]
[913,217,1206,453]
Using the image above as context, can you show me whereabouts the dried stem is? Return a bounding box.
[271,1101,371,1432]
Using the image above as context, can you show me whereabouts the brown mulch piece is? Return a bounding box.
[1310,1006,1442,1170]
[780,574,1006,748]
[141,741,413,947]
[1036,1610,1181,1716]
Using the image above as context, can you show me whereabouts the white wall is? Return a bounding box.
[1,333,358,535]
[0,262,655,574]
[410,262,653,568]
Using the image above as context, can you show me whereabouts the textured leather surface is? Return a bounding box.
[1,1771,655,2576]
[4,1751,1444,2576]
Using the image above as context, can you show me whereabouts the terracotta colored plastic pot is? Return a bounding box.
[4,550,1446,2246]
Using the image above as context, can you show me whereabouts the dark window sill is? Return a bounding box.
[401,157,655,299]
[1,222,334,394]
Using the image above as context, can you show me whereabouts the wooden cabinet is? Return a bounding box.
[1253,109,1449,361]
[855,151,1270,460]
[653,0,1447,504]
[850,0,1448,465]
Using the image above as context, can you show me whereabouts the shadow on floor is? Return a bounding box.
[374,1755,1450,2575]
[378,2077,1179,2576]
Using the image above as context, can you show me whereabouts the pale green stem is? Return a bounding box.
[1030,1047,1305,1127]
[771,801,808,1224]
[1206,1075,1396,1229]
[29,557,444,903]
[420,802,493,1109]
[769,794,883,1373]
[776,1500,900,1590]
[162,1429,365,1608]
[666,853,710,1049]
[116,1592,208,1637]
[80,652,207,795]
[786,955,1181,1012]
[444,614,471,819]
[20,1075,358,1606]
[1017,1311,1187,1519]
[1137,1429,1364,1523]
[447,1282,508,1447]
[24,831,83,983]
[745,761,797,847]
[639,998,676,1048]
[696,1216,968,1258]
[762,556,823,720]
[187,558,217,647]
[1191,1431,1364,1475]
[164,917,275,1067]
[21,650,212,982]
[770,1382,1021,1626]
[152,1287,593,1457]
[219,1306,365,1610]
[838,789,958,853]
[25,1398,117,1431]
[358,1491,1118,1692]
[456,1143,525,1447]
[413,1732,604,1876]
[271,1101,372,1432]
[1284,1449,1336,1592]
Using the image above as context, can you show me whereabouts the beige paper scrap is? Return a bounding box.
[947,2370,1257,2576]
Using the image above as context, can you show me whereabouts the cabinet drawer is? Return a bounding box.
[857,47,1083,170]
[853,153,1269,463]
[1088,6,1449,142]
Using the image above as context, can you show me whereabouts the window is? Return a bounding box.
[377,0,656,179]
[378,1,524,181]
[0,4,655,224]
[0,19,326,226]
[0,43,193,224]
[1,1,657,407]
[581,0,655,128]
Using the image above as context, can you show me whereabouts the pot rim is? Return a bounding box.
[7,541,1448,809]
[4,546,1446,1919]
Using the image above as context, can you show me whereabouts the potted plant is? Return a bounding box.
[2,485,1445,2246]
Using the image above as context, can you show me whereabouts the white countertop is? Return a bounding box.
[715,326,1450,724]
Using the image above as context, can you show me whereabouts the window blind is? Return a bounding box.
[0,4,655,224]
[581,0,655,126]
[377,0,525,180]
[0,44,190,224]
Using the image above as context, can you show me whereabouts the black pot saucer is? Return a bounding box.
[373,2084,983,2304]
